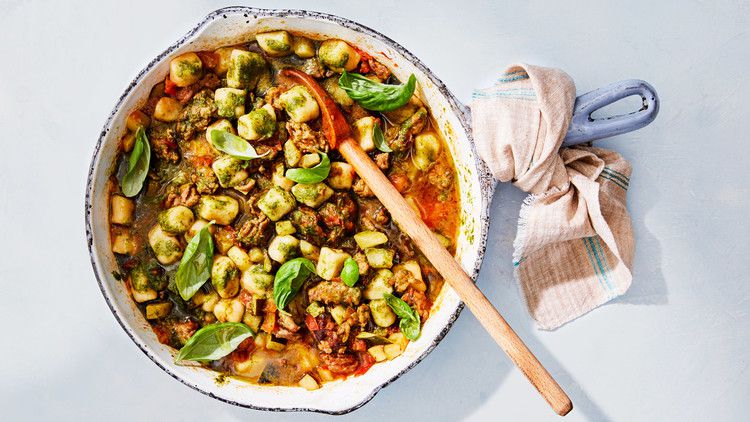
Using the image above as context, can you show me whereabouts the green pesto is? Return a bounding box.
[212,258,239,290]
[227,51,267,89]
[266,38,291,53]
[318,42,349,68]
[215,88,246,119]
[306,301,325,317]
[213,155,245,187]
[246,108,276,138]
[154,237,181,258]
[175,59,201,78]
[130,267,151,292]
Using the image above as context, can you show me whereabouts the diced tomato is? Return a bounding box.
[152,325,170,345]
[305,314,320,332]
[352,45,373,61]
[237,289,253,306]
[164,76,178,96]
[358,60,371,74]
[196,51,219,69]
[351,338,367,352]
[354,351,376,375]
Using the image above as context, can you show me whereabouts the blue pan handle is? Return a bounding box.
[563,79,659,146]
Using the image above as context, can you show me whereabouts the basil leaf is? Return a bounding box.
[210,130,269,160]
[383,292,421,340]
[373,123,392,153]
[273,257,315,311]
[285,152,331,184]
[121,127,151,197]
[341,257,360,287]
[175,322,254,363]
[175,223,214,301]
[356,332,393,345]
[338,71,417,112]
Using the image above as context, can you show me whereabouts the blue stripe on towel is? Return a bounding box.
[592,236,615,292]
[603,166,630,182]
[497,74,529,83]
[472,91,537,100]
[598,173,629,190]
[586,236,614,294]
[582,237,612,295]
[601,168,630,186]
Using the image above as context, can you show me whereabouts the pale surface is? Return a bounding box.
[0,1,747,421]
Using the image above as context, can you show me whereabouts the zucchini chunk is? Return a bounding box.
[169,52,203,87]
[196,195,240,225]
[257,186,297,221]
[365,248,395,269]
[306,301,325,317]
[317,39,361,72]
[278,85,320,123]
[354,230,388,249]
[256,31,293,57]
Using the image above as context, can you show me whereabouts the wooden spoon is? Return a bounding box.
[281,68,573,416]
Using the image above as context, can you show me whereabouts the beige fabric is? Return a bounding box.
[470,64,634,329]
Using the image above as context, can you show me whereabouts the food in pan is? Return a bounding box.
[108,30,459,388]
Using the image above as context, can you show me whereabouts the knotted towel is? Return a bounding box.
[471,64,635,329]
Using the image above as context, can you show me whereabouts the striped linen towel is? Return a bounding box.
[470,64,635,329]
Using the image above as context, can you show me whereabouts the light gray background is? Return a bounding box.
[1,1,748,421]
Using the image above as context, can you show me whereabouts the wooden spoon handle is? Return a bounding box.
[338,138,573,416]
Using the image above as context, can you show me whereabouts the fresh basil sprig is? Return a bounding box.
[373,123,392,153]
[341,257,359,287]
[273,257,316,311]
[175,223,214,301]
[210,130,269,160]
[175,322,254,363]
[383,292,421,340]
[285,152,331,184]
[121,127,151,197]
[338,71,417,112]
